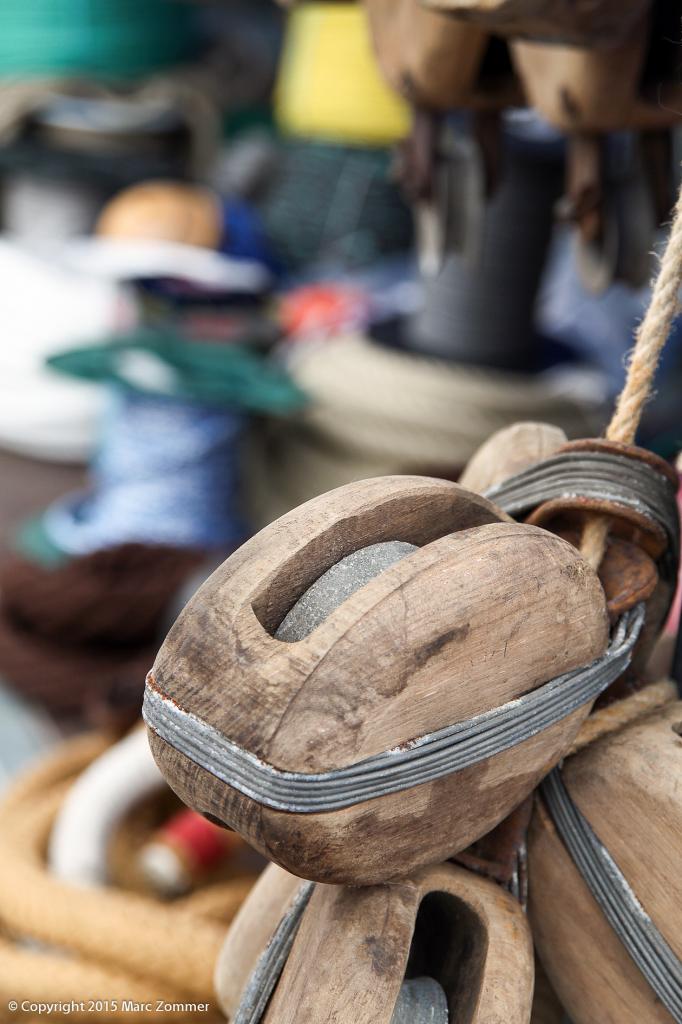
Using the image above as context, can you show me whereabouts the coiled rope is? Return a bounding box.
[0,733,252,1022]
[247,333,602,525]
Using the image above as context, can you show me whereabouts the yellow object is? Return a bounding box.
[275,3,410,146]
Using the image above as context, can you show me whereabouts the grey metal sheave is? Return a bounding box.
[541,769,682,1022]
[143,605,644,814]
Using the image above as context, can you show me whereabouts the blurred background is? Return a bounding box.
[0,2,680,1016]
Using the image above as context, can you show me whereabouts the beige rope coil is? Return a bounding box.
[0,734,254,1022]
[582,178,682,568]
[247,333,603,525]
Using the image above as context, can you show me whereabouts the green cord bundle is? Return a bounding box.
[47,329,308,414]
[0,0,198,79]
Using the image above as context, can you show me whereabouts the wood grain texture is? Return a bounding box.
[419,0,649,47]
[529,700,682,1024]
[214,863,303,1021]
[264,862,534,1024]
[511,18,680,133]
[459,422,567,495]
[363,0,520,111]
[148,475,608,884]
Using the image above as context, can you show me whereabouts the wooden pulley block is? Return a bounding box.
[512,12,682,134]
[528,701,682,1023]
[523,438,679,685]
[466,428,679,697]
[418,0,649,48]
[363,0,487,111]
[363,0,520,112]
[144,475,612,885]
[218,860,534,1023]
[511,21,648,135]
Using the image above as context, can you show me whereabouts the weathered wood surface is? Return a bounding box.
[149,475,608,884]
[529,701,682,1024]
[214,863,302,1020]
[459,421,567,495]
[511,19,682,133]
[264,862,534,1023]
[419,0,649,48]
[363,0,521,111]
[365,0,486,110]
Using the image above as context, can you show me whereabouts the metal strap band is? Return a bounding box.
[234,881,315,1024]
[143,605,644,814]
[486,449,680,580]
[541,769,682,1022]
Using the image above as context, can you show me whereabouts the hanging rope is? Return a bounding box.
[581,179,682,568]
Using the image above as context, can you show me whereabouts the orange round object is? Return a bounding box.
[96,181,222,249]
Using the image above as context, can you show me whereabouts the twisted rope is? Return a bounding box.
[581,180,682,568]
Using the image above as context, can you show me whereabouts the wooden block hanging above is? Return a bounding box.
[512,20,646,133]
[418,0,650,48]
[363,0,520,111]
[512,13,682,133]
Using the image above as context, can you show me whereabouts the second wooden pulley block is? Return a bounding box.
[143,474,630,885]
[511,3,682,134]
[529,701,682,1024]
[216,860,534,1023]
[418,0,649,49]
[363,0,520,112]
[481,429,680,693]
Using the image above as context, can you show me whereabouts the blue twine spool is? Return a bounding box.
[43,388,247,555]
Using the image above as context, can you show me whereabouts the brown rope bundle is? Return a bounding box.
[0,733,256,1022]
[0,545,202,724]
